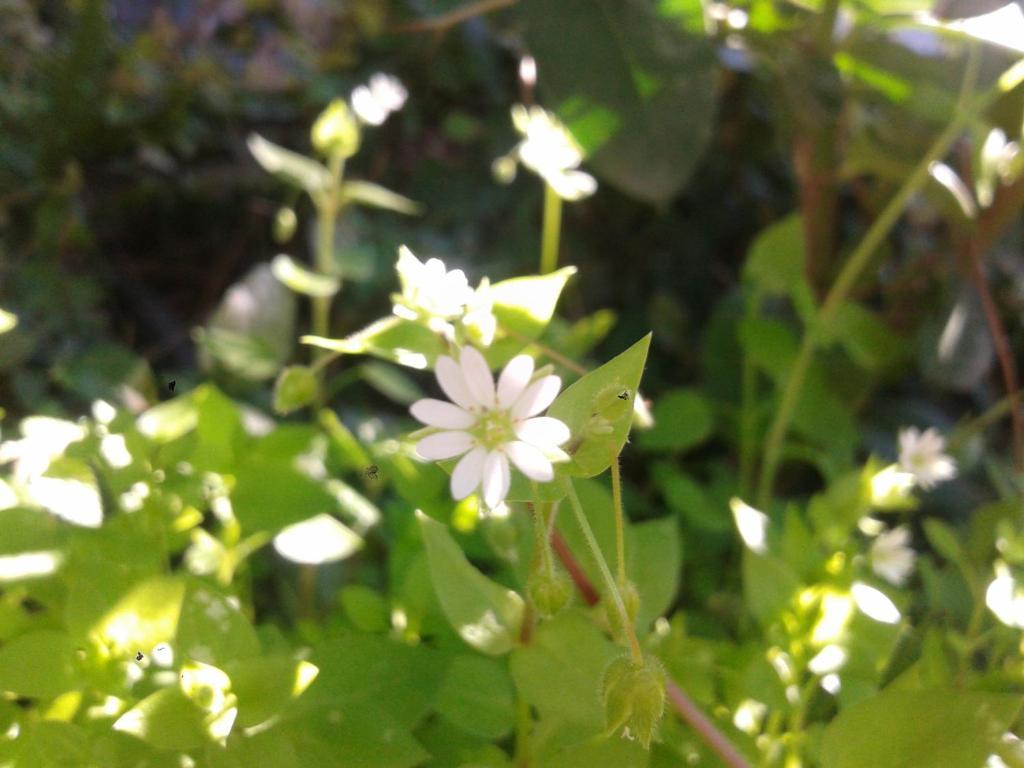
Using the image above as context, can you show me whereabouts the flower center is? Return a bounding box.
[473,408,514,450]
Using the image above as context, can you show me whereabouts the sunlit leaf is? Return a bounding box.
[341,180,423,215]
[547,334,651,477]
[417,511,524,655]
[271,254,340,298]
[0,630,78,698]
[248,134,331,196]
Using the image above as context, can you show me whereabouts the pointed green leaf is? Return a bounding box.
[303,316,446,369]
[547,334,651,477]
[271,254,340,298]
[490,267,576,340]
[95,575,186,655]
[341,180,423,215]
[113,687,210,751]
[248,134,331,196]
[417,511,524,655]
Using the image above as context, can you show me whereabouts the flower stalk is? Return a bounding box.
[540,183,563,274]
[756,45,982,507]
[562,476,643,664]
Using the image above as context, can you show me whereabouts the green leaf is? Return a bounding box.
[341,180,423,215]
[742,551,800,626]
[636,388,713,453]
[137,391,200,443]
[227,656,319,728]
[825,302,908,372]
[358,361,423,405]
[113,687,210,751]
[510,609,619,728]
[491,267,576,340]
[0,630,78,698]
[95,575,186,655]
[547,334,652,478]
[742,214,806,297]
[417,511,525,655]
[273,366,319,415]
[231,456,335,535]
[309,633,444,730]
[288,708,428,768]
[434,655,516,740]
[821,689,1022,768]
[340,585,390,633]
[628,517,682,629]
[303,316,446,370]
[523,0,717,204]
[176,582,261,664]
[271,254,340,298]
[922,519,967,569]
[248,133,331,196]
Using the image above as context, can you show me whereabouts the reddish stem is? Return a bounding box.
[551,530,599,606]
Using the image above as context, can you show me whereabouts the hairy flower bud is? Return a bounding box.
[311,99,360,158]
[603,579,640,641]
[601,653,666,749]
[528,568,572,618]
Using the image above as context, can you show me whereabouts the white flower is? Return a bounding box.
[351,73,408,126]
[462,278,497,347]
[493,105,597,201]
[898,427,956,490]
[870,525,916,586]
[409,347,571,508]
[392,246,474,322]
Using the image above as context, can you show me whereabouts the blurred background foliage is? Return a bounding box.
[2,0,1024,766]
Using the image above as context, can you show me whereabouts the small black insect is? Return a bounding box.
[168,380,176,392]
[135,651,144,662]
[364,464,380,481]
[617,390,630,401]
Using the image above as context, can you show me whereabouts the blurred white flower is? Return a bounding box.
[494,105,597,201]
[462,278,497,347]
[869,464,917,509]
[898,426,956,490]
[392,246,474,323]
[351,73,408,126]
[986,563,1024,629]
[409,346,570,508]
[870,525,916,586]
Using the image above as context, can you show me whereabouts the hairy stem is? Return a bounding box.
[666,681,753,768]
[756,46,982,507]
[609,445,627,587]
[540,183,563,275]
[562,477,642,663]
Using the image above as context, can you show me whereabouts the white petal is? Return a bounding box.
[496,355,535,409]
[515,416,571,447]
[481,450,511,509]
[459,346,496,408]
[416,431,475,461]
[505,441,554,482]
[545,169,597,201]
[435,356,477,410]
[511,375,562,419]
[410,399,476,429]
[451,447,487,500]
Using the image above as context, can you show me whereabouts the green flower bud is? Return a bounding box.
[601,653,666,750]
[311,99,360,158]
[528,568,573,618]
[603,579,640,642]
[483,510,519,563]
[273,207,297,243]
[273,365,319,415]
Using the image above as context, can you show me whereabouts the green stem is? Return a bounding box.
[756,46,982,508]
[739,291,763,498]
[311,153,346,398]
[562,476,643,663]
[947,387,1024,452]
[609,444,627,587]
[540,183,563,274]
